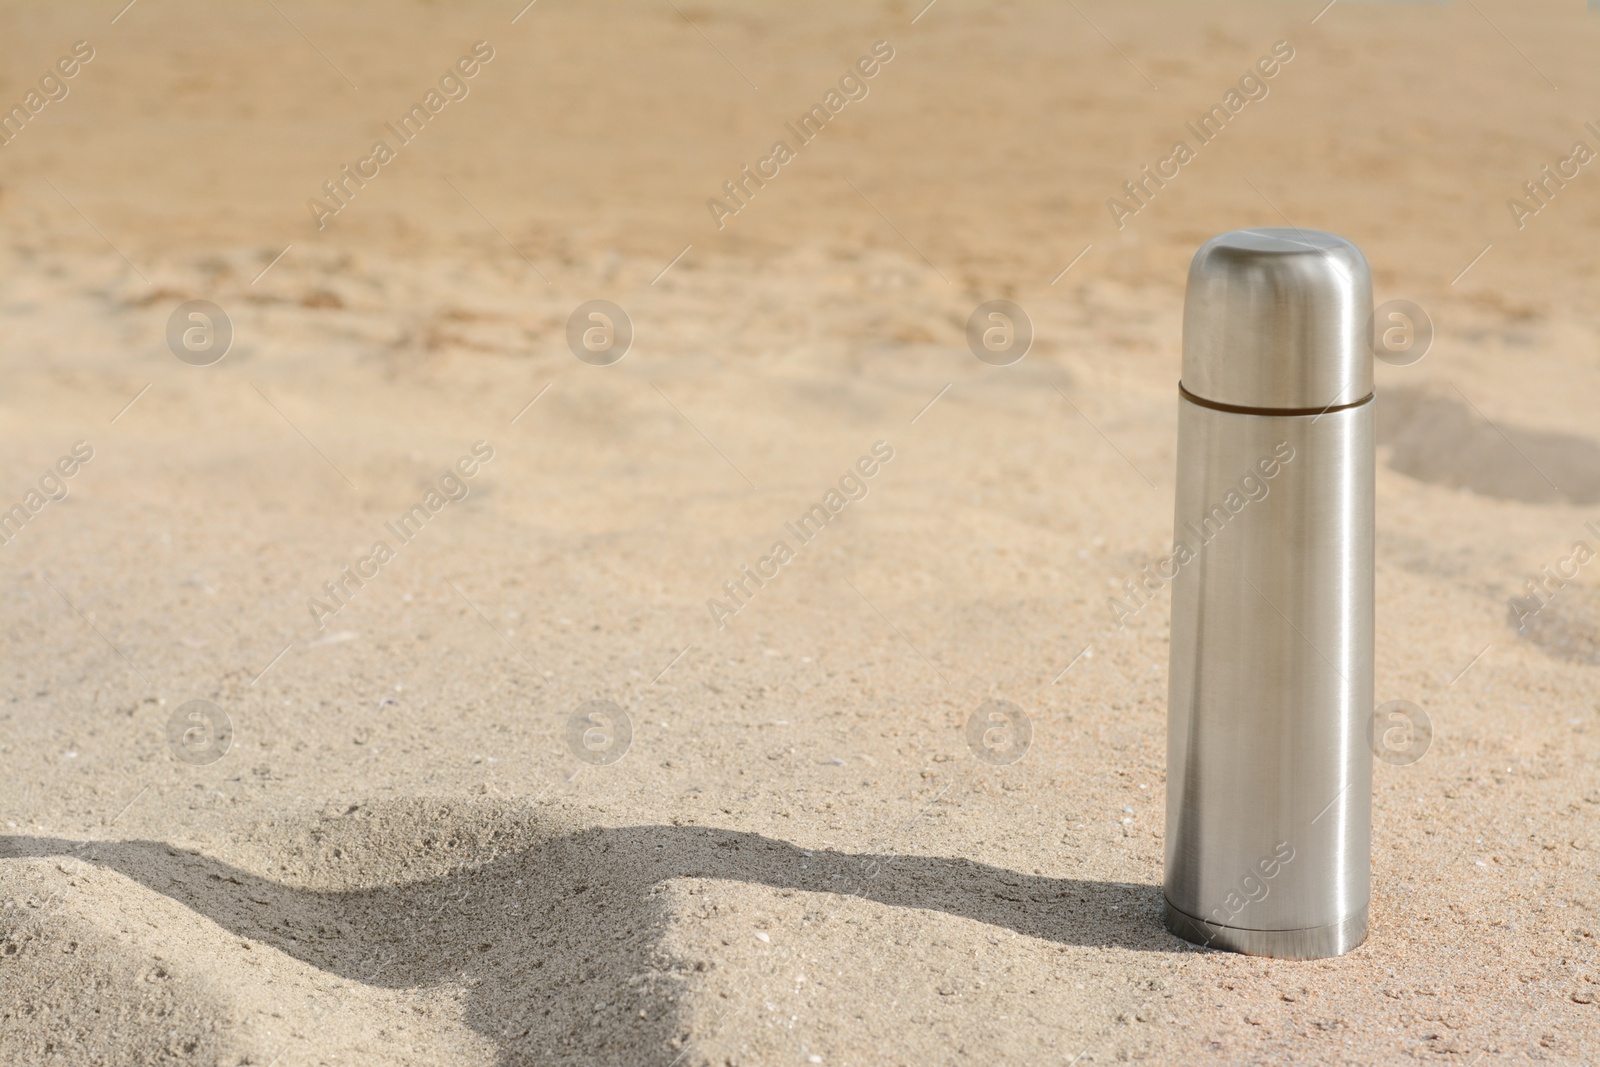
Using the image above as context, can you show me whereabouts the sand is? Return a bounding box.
[1,0,1598,1063]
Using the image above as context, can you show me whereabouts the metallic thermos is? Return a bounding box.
[1164,228,1374,960]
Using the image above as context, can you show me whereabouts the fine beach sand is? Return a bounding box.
[2,1,1599,1063]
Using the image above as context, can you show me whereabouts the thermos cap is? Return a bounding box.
[1182,228,1373,412]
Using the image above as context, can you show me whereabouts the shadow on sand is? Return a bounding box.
[2,822,1179,1064]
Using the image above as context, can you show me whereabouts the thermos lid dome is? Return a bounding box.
[1182,228,1373,412]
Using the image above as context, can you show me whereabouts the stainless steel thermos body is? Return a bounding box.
[1164,229,1374,960]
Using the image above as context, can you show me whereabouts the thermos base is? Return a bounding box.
[1163,898,1368,960]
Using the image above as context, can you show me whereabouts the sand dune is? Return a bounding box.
[3,1,1599,1064]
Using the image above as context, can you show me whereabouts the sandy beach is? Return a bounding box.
[2,1,1599,1063]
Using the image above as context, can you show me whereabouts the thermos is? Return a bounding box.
[1164,228,1374,959]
